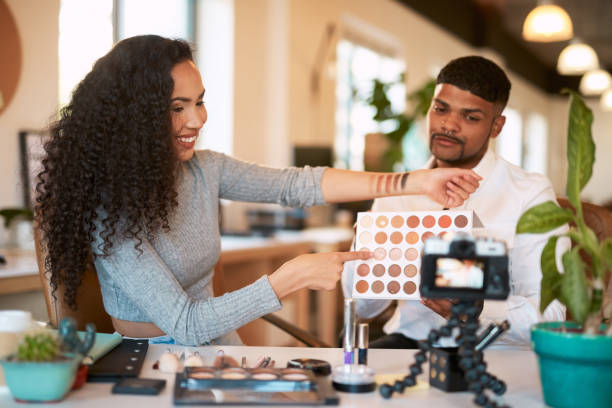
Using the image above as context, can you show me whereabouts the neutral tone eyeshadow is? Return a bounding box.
[356,280,369,293]
[357,264,370,277]
[423,215,435,228]
[372,264,385,277]
[375,231,388,244]
[253,372,278,380]
[390,231,403,245]
[405,248,418,261]
[387,281,400,294]
[360,215,373,228]
[391,215,404,228]
[406,215,419,228]
[421,231,434,243]
[374,248,386,260]
[403,281,417,294]
[405,231,419,244]
[372,280,384,293]
[404,264,417,277]
[221,372,247,379]
[389,248,402,261]
[438,215,451,228]
[359,231,371,244]
[190,372,215,379]
[282,373,309,381]
[388,264,401,277]
[376,216,389,228]
[454,215,468,228]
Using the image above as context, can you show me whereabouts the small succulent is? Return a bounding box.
[16,332,60,362]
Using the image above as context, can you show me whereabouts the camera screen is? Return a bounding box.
[434,258,485,289]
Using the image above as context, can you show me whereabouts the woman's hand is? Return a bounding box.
[411,168,481,208]
[268,251,373,299]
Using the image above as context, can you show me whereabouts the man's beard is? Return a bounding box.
[429,132,490,167]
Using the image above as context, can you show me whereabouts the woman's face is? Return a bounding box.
[170,60,207,161]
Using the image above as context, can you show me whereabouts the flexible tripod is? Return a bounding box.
[379,301,509,408]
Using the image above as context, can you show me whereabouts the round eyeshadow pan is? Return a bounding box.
[387,281,400,294]
[374,248,386,260]
[372,264,385,277]
[221,369,248,380]
[454,215,468,228]
[404,264,417,277]
[389,248,402,261]
[359,231,372,244]
[403,281,417,294]
[355,280,369,293]
[390,231,403,245]
[405,248,418,261]
[391,215,404,228]
[422,215,436,228]
[375,231,388,244]
[190,371,215,379]
[388,264,401,277]
[376,216,389,228]
[283,373,309,381]
[405,231,419,244]
[357,264,370,277]
[253,372,278,380]
[407,215,420,228]
[422,231,434,242]
[371,280,385,293]
[360,215,373,228]
[438,215,452,228]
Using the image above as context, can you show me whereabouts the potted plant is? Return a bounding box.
[516,90,612,408]
[0,318,95,402]
[366,76,435,172]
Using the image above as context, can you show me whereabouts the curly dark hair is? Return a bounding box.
[35,35,194,309]
[437,55,511,108]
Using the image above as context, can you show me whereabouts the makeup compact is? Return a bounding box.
[352,211,480,299]
[173,366,339,405]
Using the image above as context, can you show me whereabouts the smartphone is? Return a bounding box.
[111,378,166,395]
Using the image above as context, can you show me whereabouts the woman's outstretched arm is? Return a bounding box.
[320,168,481,208]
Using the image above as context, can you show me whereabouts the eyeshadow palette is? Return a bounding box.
[174,366,339,405]
[352,211,477,299]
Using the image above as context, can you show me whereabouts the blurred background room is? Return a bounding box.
[1,0,611,346]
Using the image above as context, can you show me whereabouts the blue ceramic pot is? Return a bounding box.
[531,322,612,408]
[0,353,81,402]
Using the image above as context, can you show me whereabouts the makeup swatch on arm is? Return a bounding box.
[352,211,474,299]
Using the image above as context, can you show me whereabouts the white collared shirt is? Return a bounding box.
[341,150,568,349]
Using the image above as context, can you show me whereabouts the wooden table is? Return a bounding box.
[0,344,547,407]
[0,248,40,295]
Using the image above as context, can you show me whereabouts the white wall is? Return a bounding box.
[0,0,59,240]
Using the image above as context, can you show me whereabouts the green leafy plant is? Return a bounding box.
[0,207,34,228]
[367,76,435,172]
[516,90,612,335]
[16,332,60,362]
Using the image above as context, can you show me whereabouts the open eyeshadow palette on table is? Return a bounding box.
[352,211,481,299]
[173,366,339,405]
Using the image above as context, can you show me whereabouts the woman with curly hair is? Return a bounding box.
[36,35,480,346]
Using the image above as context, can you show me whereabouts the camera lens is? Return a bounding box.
[455,240,474,257]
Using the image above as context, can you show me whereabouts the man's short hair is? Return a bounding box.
[436,56,511,108]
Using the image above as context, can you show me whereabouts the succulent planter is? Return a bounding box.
[0,353,81,402]
[531,322,612,408]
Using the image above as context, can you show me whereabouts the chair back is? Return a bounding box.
[34,229,115,333]
[557,198,612,243]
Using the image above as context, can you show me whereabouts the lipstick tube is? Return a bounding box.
[343,299,356,364]
[357,323,369,365]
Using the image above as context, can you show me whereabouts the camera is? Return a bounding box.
[420,233,509,301]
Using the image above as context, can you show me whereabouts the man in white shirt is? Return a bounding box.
[342,56,567,349]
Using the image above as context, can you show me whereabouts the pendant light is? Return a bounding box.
[601,89,612,112]
[522,2,573,42]
[579,69,612,96]
[557,40,599,75]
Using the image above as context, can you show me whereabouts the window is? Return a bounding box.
[58,0,113,106]
[58,0,233,155]
[495,107,523,167]
[523,113,548,175]
[334,40,405,170]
